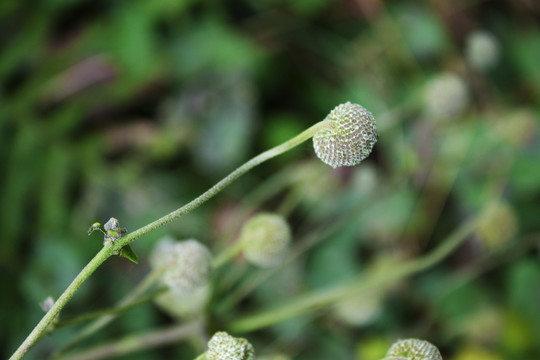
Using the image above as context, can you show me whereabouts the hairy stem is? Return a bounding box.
[10,247,113,360]
[229,217,478,332]
[11,120,332,360]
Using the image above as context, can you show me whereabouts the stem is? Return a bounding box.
[10,247,113,360]
[229,217,478,333]
[112,120,332,254]
[193,353,207,360]
[57,322,201,360]
[212,240,246,269]
[54,269,165,357]
[10,119,331,360]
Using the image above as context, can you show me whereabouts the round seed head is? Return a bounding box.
[386,339,442,360]
[207,332,255,360]
[476,201,518,251]
[239,213,292,268]
[466,30,500,71]
[424,73,469,120]
[150,237,212,293]
[313,102,378,168]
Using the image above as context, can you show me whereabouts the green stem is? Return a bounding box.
[212,240,246,269]
[193,353,207,360]
[10,246,113,360]
[54,269,165,357]
[229,217,478,333]
[57,322,202,360]
[10,119,332,360]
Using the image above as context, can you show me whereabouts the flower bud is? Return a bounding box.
[207,332,255,360]
[150,237,212,293]
[385,339,442,360]
[238,213,292,267]
[313,102,378,168]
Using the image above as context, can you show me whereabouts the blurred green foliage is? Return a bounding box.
[1,0,540,359]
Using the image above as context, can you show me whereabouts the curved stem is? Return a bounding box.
[10,247,113,360]
[229,217,478,333]
[11,119,332,360]
[111,119,332,253]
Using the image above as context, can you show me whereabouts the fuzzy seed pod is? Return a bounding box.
[465,30,500,71]
[150,237,212,293]
[385,339,442,360]
[476,201,517,252]
[207,332,255,360]
[424,73,469,120]
[239,213,292,267]
[313,102,378,168]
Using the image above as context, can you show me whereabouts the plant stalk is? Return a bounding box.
[10,119,332,360]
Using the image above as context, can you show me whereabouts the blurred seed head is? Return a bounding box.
[313,102,378,168]
[153,284,210,318]
[239,213,292,268]
[424,73,469,120]
[150,237,212,293]
[332,290,383,327]
[207,332,255,360]
[476,201,518,252]
[386,339,442,360]
[465,30,501,71]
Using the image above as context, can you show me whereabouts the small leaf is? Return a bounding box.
[88,222,105,235]
[120,244,139,264]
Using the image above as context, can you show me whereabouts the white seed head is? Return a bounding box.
[466,30,500,71]
[424,73,469,120]
[313,102,378,168]
[332,291,383,327]
[386,339,442,360]
[239,213,292,268]
[150,237,212,293]
[207,332,255,360]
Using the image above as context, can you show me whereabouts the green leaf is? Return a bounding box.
[120,244,138,264]
[88,222,105,236]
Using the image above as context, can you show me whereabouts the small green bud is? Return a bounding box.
[385,339,442,360]
[313,102,378,168]
[238,213,292,268]
[150,237,212,293]
[207,332,255,360]
[476,201,518,251]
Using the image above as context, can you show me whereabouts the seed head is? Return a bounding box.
[150,237,212,293]
[466,30,500,71]
[385,339,442,360]
[313,102,378,168]
[207,332,255,360]
[239,213,292,268]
